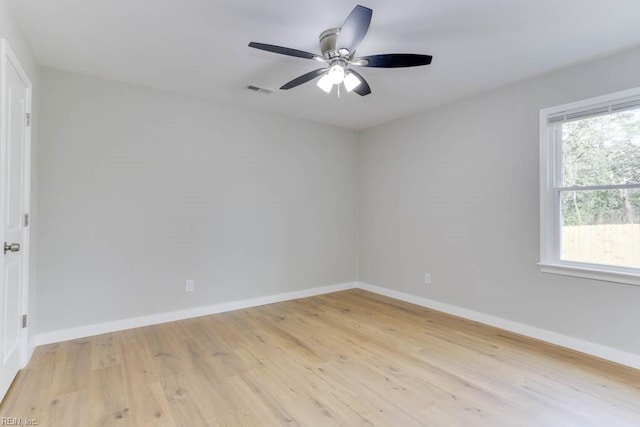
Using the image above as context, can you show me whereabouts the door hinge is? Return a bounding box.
[25,112,31,127]
[22,314,27,328]
[24,213,29,227]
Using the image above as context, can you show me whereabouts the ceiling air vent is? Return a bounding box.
[247,85,273,95]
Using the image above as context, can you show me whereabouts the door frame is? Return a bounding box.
[0,38,32,369]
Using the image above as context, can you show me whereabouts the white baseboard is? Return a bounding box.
[35,282,358,346]
[24,335,36,366]
[358,282,640,370]
[32,280,640,371]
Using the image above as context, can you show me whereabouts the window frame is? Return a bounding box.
[539,87,640,286]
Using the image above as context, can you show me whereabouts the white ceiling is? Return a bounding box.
[10,0,640,130]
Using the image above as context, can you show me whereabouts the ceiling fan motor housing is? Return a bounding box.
[319,28,345,60]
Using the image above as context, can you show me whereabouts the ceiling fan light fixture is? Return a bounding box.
[248,5,432,97]
[328,64,346,85]
[316,74,333,93]
[343,72,361,92]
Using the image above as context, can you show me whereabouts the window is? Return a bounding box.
[539,88,640,286]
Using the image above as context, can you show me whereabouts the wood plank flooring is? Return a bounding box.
[2,289,640,426]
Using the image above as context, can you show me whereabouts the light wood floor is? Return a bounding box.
[2,289,640,426]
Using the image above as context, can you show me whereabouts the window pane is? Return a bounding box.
[561,189,640,268]
[561,109,640,187]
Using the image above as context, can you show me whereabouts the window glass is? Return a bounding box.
[561,110,640,187]
[560,188,640,268]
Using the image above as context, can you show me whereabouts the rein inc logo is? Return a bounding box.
[1,418,39,425]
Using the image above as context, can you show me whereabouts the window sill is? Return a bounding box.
[538,263,640,287]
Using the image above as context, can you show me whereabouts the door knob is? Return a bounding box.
[4,242,20,254]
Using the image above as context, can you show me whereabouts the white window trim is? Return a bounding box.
[539,87,640,286]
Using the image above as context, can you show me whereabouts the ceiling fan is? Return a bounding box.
[248,5,433,96]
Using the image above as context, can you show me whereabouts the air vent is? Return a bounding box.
[247,85,273,95]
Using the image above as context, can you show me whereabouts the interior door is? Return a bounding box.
[0,39,31,401]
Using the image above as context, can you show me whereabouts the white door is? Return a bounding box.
[0,39,31,401]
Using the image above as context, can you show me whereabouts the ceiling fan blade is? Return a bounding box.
[347,69,371,96]
[249,42,321,60]
[336,5,372,54]
[354,54,433,68]
[280,68,328,90]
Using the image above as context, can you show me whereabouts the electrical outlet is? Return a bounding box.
[185,280,194,292]
[424,273,432,285]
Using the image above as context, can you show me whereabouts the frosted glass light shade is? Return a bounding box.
[328,64,345,84]
[343,72,361,92]
[316,74,333,93]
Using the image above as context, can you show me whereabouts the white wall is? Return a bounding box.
[359,47,640,356]
[0,0,36,75]
[1,0,39,346]
[37,68,358,333]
